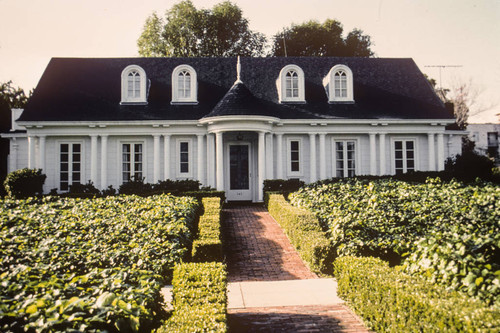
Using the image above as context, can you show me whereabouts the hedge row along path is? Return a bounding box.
[222,204,371,332]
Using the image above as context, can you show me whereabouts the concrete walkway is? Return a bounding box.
[222,204,371,332]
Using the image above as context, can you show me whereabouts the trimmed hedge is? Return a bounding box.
[4,168,46,198]
[160,262,227,333]
[265,193,334,274]
[192,197,223,262]
[334,256,500,332]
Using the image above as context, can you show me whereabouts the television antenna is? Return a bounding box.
[424,65,463,89]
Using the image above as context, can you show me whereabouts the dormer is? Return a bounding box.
[277,64,305,103]
[121,65,147,105]
[323,64,354,103]
[172,64,198,104]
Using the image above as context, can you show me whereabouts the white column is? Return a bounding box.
[379,133,386,175]
[309,133,317,183]
[258,131,266,202]
[38,135,46,171]
[266,133,273,179]
[276,134,283,179]
[197,134,205,184]
[100,135,108,189]
[10,139,18,172]
[28,136,35,169]
[153,134,160,183]
[215,132,224,191]
[437,133,445,171]
[90,135,98,184]
[319,133,326,180]
[163,134,171,180]
[207,133,215,188]
[369,133,377,175]
[428,133,436,171]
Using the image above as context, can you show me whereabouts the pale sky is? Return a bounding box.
[0,0,498,123]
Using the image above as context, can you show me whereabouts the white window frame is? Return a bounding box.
[176,138,193,178]
[391,137,418,175]
[58,141,84,192]
[323,64,354,103]
[332,138,359,178]
[120,141,146,184]
[120,65,147,104]
[277,65,305,103]
[286,137,303,177]
[172,65,198,104]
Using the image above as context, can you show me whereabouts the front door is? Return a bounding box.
[227,143,252,201]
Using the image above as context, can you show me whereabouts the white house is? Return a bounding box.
[1,57,463,202]
[467,123,500,164]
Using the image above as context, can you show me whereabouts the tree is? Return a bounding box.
[0,81,31,109]
[271,19,373,57]
[138,1,267,57]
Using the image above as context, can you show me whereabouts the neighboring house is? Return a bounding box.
[467,123,500,164]
[1,57,463,202]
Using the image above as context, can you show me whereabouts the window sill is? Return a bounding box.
[171,101,199,105]
[329,100,355,104]
[120,101,148,106]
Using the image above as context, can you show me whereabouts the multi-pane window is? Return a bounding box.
[122,143,143,182]
[394,140,415,174]
[334,70,348,98]
[179,141,189,174]
[335,141,356,178]
[127,70,141,99]
[290,140,300,172]
[60,143,81,191]
[177,70,191,99]
[285,70,299,98]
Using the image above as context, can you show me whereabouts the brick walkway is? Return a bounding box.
[222,204,371,333]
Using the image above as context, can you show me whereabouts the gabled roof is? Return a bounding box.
[19,57,453,122]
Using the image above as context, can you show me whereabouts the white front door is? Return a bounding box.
[226,143,252,201]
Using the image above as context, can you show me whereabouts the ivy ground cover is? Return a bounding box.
[0,194,198,332]
[290,178,500,306]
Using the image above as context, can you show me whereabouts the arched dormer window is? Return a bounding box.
[323,64,354,103]
[277,65,305,103]
[121,65,147,104]
[172,65,197,104]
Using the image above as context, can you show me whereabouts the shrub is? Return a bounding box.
[192,197,223,262]
[4,168,46,198]
[263,179,305,197]
[334,256,499,332]
[183,190,226,203]
[118,177,154,195]
[69,180,100,195]
[160,262,227,333]
[265,193,334,274]
[154,179,201,193]
[446,150,496,182]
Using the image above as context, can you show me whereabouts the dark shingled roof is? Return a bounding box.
[19,57,453,122]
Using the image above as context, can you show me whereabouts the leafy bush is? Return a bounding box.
[265,193,334,274]
[0,194,199,332]
[290,178,500,304]
[118,177,153,195]
[3,168,46,198]
[160,262,227,333]
[183,190,226,203]
[263,179,305,196]
[446,150,496,182]
[154,179,201,193]
[192,197,223,262]
[334,256,499,332]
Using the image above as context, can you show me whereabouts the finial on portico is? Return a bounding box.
[235,56,242,84]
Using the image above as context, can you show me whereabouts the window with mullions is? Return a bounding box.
[179,141,189,174]
[122,143,143,183]
[334,71,348,98]
[394,140,415,174]
[335,141,356,177]
[290,140,300,172]
[60,143,81,191]
[127,70,141,99]
[177,70,192,99]
[285,70,299,98]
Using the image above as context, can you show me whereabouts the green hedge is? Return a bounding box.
[192,197,223,262]
[334,256,500,332]
[265,193,334,274]
[4,168,46,198]
[160,262,227,333]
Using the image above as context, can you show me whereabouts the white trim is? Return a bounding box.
[57,140,85,192]
[390,137,419,174]
[277,64,306,103]
[286,136,303,177]
[324,64,354,103]
[172,64,198,104]
[331,137,360,178]
[176,137,193,178]
[120,65,147,104]
[119,140,146,184]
